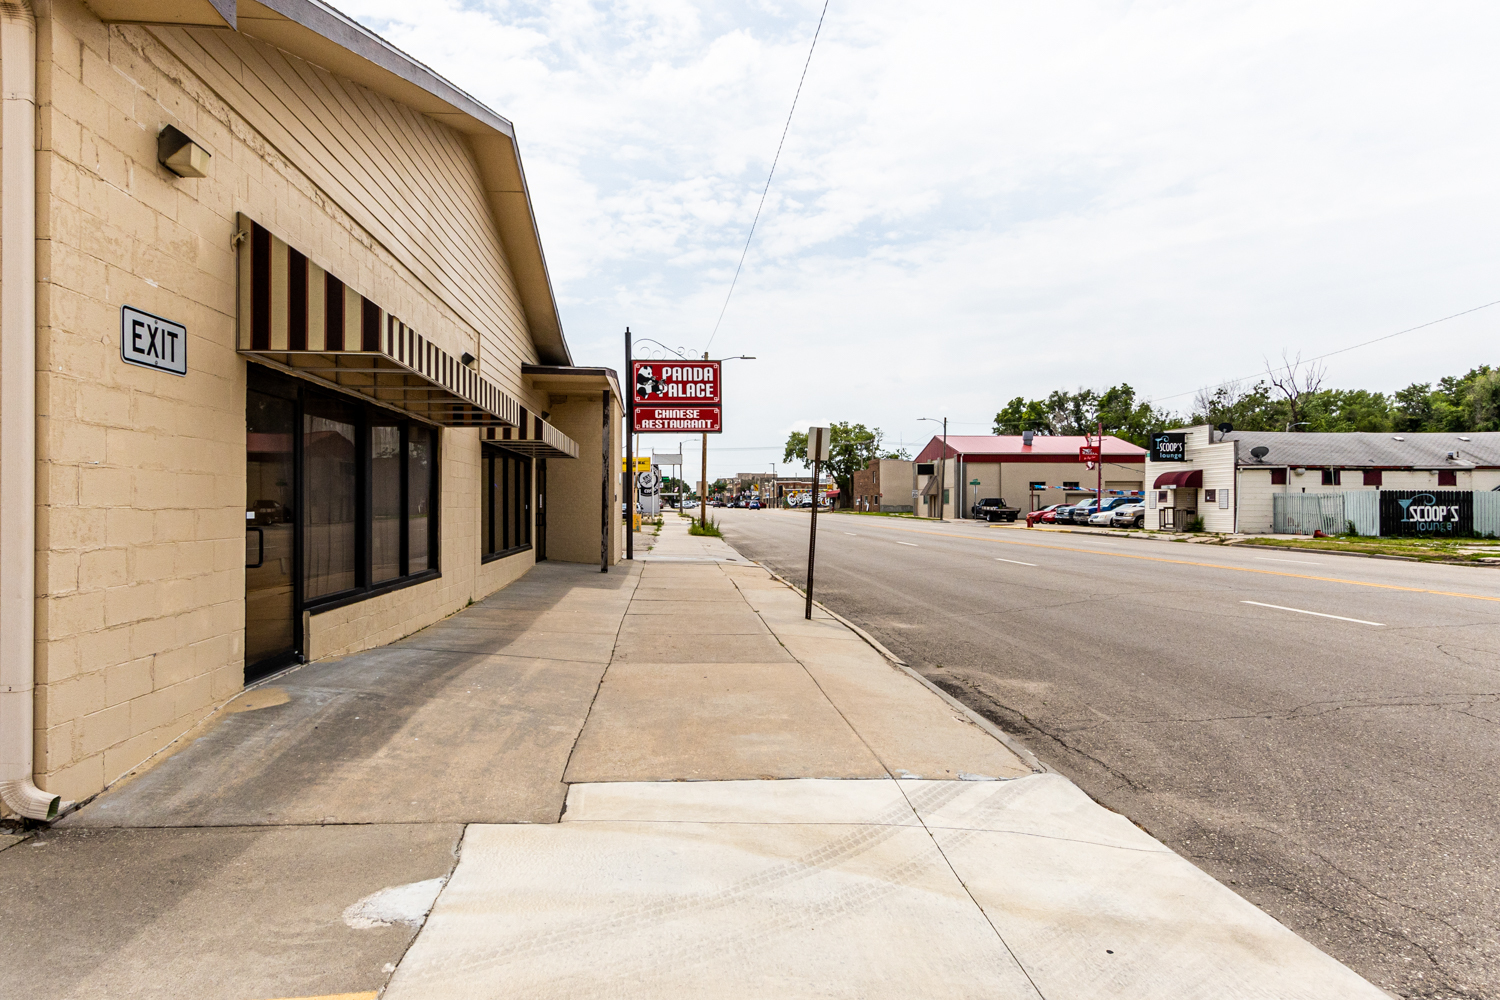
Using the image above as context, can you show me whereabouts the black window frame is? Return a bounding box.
[293,379,441,615]
[481,444,533,562]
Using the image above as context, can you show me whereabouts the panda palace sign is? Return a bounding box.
[632,361,722,433]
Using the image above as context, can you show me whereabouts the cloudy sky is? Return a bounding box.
[341,0,1500,477]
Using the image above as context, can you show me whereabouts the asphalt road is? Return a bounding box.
[713,508,1499,1000]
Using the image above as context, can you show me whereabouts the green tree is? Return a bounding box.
[783,422,888,508]
[993,397,1053,435]
[1468,369,1500,431]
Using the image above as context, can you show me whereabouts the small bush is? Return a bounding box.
[689,517,722,537]
[1345,519,1358,537]
[1189,516,1205,532]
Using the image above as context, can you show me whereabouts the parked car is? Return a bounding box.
[1050,504,1076,523]
[748,499,761,510]
[971,497,1020,522]
[1086,496,1138,526]
[1027,503,1063,527]
[1069,499,1103,524]
[1110,502,1146,528]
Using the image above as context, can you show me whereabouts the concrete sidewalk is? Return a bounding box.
[2,515,1389,999]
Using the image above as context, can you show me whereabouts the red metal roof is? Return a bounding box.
[915,435,1148,463]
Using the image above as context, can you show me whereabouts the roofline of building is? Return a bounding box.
[91,0,572,365]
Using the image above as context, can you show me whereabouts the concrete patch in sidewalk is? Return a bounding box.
[0,823,460,1000]
[790,644,1032,780]
[618,609,770,636]
[910,776,1390,999]
[611,631,792,663]
[382,811,1039,1000]
[628,586,748,603]
[564,661,886,781]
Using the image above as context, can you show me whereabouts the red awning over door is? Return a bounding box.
[1153,469,1204,488]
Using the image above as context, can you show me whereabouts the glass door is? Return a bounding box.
[536,458,547,561]
[246,387,300,678]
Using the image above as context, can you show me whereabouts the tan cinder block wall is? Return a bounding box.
[542,391,622,565]
[27,0,557,807]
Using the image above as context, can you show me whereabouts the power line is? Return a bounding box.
[704,0,830,353]
[1148,297,1500,405]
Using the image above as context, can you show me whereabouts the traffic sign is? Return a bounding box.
[969,478,980,485]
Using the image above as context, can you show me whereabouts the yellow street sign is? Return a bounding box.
[622,456,651,472]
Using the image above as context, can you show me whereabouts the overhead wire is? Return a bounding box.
[1146,297,1500,405]
[704,0,831,354]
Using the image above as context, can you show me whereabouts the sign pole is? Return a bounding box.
[624,328,633,561]
[1096,419,1103,512]
[806,455,820,619]
[701,352,710,530]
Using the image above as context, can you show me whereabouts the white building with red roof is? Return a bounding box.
[913,433,1147,518]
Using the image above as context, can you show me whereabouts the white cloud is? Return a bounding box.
[338,0,1500,474]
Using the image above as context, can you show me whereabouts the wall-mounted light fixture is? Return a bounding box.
[460,352,476,367]
[158,125,211,178]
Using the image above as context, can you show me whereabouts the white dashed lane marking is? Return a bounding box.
[1241,601,1384,626]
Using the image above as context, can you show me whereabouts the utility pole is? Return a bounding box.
[624,328,633,560]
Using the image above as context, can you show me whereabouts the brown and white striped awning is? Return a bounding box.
[235,215,577,459]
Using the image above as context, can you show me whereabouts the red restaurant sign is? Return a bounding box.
[1078,445,1100,464]
[632,361,720,404]
[634,406,721,433]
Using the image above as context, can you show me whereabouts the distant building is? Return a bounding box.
[851,459,916,512]
[1146,426,1500,533]
[914,435,1147,518]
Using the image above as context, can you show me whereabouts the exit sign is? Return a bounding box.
[120,305,187,376]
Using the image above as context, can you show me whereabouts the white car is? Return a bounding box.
[1086,509,1116,526]
[1110,502,1146,528]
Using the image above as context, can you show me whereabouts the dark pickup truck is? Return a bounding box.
[970,497,1020,522]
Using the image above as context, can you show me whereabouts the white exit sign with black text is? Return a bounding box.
[120,305,187,376]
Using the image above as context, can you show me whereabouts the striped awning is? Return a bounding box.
[235,215,577,459]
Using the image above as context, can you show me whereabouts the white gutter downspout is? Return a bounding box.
[0,0,62,822]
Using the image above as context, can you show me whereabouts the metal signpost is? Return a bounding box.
[805,426,831,619]
[631,356,722,531]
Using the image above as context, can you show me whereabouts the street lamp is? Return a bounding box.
[1286,421,1309,433]
[917,416,948,521]
[695,353,756,528]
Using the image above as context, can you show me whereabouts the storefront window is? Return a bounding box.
[409,428,435,573]
[304,397,358,599]
[481,445,531,559]
[294,381,440,605]
[370,422,402,583]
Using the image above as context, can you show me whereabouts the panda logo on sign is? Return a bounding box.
[636,366,665,400]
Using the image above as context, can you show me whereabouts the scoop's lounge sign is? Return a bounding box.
[1379,490,1473,537]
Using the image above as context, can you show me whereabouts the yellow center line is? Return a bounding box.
[862,521,1500,604]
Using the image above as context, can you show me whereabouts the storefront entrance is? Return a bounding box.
[536,459,548,561]
[246,381,301,679]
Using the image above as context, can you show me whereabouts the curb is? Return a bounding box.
[1226,542,1500,567]
[751,563,1049,775]
[1014,524,1500,568]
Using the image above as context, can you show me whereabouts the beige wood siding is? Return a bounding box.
[143,23,543,402]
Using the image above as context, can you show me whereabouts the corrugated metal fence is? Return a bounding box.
[1272,493,1347,535]
[1274,490,1500,536]
[1476,491,1500,537]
